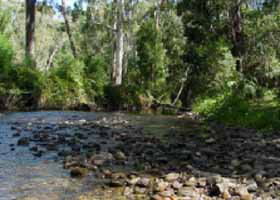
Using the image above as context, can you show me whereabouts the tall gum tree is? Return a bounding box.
[112,0,125,86]
[25,0,36,60]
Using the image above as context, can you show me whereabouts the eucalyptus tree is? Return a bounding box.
[25,0,36,60]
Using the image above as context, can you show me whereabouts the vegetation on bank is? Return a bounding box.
[1,0,280,130]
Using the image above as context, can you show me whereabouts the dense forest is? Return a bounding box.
[1,0,280,130]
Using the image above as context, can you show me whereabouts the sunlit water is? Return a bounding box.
[0,111,186,200]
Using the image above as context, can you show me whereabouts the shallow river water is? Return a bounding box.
[0,111,186,200]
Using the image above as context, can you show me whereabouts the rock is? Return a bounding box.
[12,133,20,137]
[234,186,253,200]
[165,173,180,182]
[205,138,216,144]
[185,177,197,187]
[172,181,183,190]
[231,159,241,167]
[111,172,126,180]
[134,186,146,194]
[30,146,38,152]
[70,167,88,178]
[123,187,133,196]
[155,180,169,192]
[58,150,71,157]
[46,143,58,151]
[159,189,174,197]
[136,177,150,187]
[114,151,127,160]
[102,169,112,177]
[177,187,195,196]
[108,178,125,187]
[241,164,253,172]
[127,177,140,185]
[247,180,258,192]
[207,175,223,185]
[33,150,44,157]
[152,194,164,200]
[17,137,30,146]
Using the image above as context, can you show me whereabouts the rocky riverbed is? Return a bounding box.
[1,111,280,199]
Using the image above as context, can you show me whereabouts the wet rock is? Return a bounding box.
[114,151,127,160]
[70,167,88,178]
[231,159,241,168]
[12,132,21,137]
[30,146,38,152]
[108,179,125,187]
[33,150,44,157]
[17,137,30,146]
[46,143,58,151]
[165,173,180,182]
[58,150,71,157]
[205,138,216,144]
[241,164,253,172]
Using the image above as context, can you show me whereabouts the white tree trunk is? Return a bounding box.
[112,0,124,86]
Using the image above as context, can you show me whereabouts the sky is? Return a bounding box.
[53,0,77,7]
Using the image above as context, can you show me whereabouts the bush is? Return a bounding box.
[41,54,89,109]
[193,89,280,131]
[0,34,13,72]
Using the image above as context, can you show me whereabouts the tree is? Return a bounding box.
[25,0,36,60]
[61,0,77,58]
[112,0,125,86]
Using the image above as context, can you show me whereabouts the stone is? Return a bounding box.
[185,177,197,187]
[152,194,164,200]
[127,177,140,185]
[30,146,38,152]
[70,167,88,178]
[165,173,180,182]
[159,189,174,197]
[172,181,183,190]
[205,138,216,144]
[177,187,195,196]
[108,179,125,187]
[136,177,150,187]
[134,186,146,194]
[241,164,253,172]
[17,137,30,146]
[123,187,133,196]
[114,151,127,160]
[247,180,258,192]
[155,180,169,192]
[231,159,241,167]
[235,186,253,200]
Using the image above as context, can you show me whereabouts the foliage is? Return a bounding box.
[136,19,167,99]
[41,54,88,109]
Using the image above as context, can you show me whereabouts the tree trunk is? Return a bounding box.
[230,0,243,72]
[112,0,124,86]
[25,0,36,60]
[61,0,77,58]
